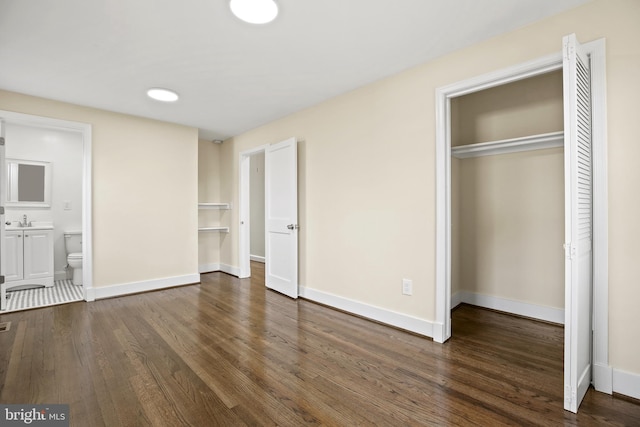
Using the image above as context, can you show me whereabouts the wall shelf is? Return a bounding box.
[198,226,229,233]
[198,203,229,233]
[198,203,230,210]
[451,131,564,159]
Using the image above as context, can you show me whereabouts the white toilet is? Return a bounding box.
[64,230,83,286]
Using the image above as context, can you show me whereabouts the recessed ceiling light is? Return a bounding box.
[230,0,278,24]
[147,88,179,102]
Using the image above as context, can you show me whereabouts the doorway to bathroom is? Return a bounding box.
[0,111,92,312]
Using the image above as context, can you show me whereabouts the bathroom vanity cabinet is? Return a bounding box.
[4,228,54,290]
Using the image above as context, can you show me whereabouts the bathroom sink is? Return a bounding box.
[5,221,54,231]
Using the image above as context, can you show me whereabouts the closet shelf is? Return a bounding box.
[198,203,230,210]
[451,131,564,159]
[198,226,229,233]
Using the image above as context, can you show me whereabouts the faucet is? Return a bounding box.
[21,214,30,227]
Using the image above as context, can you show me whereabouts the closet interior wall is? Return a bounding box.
[451,70,566,316]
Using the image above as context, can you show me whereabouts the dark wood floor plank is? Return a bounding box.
[142,286,321,426]
[141,290,315,426]
[117,309,244,426]
[1,262,639,426]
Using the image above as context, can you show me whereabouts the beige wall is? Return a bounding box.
[451,70,564,146]
[0,90,199,288]
[219,0,640,375]
[198,139,223,268]
[452,71,565,309]
[457,149,565,308]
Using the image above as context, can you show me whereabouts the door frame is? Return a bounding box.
[0,110,94,302]
[239,144,269,279]
[0,120,5,310]
[433,39,611,394]
[264,137,299,298]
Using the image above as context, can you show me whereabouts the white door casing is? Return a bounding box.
[0,110,93,302]
[0,121,5,310]
[239,144,269,279]
[434,37,610,405]
[265,137,298,298]
[563,33,593,413]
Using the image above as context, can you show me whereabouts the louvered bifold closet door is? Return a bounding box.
[562,33,593,414]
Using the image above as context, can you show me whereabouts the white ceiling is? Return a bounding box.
[0,0,590,140]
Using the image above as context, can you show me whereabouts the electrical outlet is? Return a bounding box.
[402,279,412,296]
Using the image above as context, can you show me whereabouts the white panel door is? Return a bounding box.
[265,137,298,298]
[563,33,593,413]
[0,120,5,310]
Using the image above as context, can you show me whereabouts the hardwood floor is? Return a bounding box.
[0,262,638,426]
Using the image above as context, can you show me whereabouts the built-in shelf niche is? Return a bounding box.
[198,202,230,233]
[198,226,229,233]
[451,131,564,159]
[198,203,230,210]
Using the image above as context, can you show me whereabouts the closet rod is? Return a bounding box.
[451,131,564,159]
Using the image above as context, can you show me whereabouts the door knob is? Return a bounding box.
[287,224,299,230]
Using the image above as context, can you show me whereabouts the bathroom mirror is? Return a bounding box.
[6,159,52,208]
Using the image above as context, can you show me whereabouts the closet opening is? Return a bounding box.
[450,70,565,325]
[448,70,568,407]
[435,36,609,413]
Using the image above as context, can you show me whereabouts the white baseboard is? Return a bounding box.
[453,291,564,324]
[299,286,434,338]
[250,255,265,263]
[613,369,640,400]
[431,322,446,343]
[84,287,95,302]
[93,273,200,300]
[198,263,242,277]
[220,264,240,277]
[593,362,613,394]
[199,263,221,273]
[451,290,463,308]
